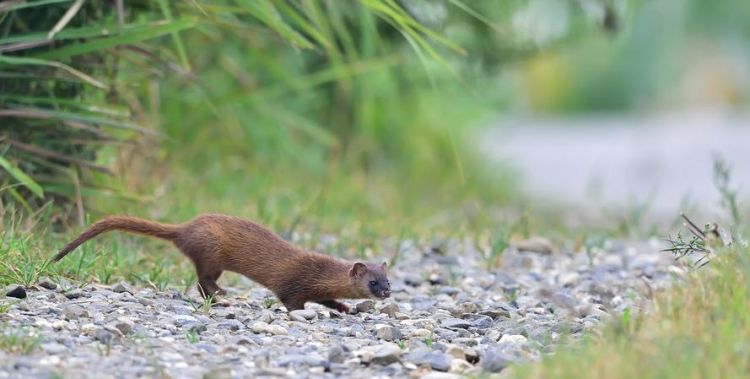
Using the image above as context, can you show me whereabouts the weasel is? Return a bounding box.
[52,213,391,312]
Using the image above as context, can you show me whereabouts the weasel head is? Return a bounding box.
[349,261,391,300]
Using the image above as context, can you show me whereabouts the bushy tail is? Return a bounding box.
[52,216,181,262]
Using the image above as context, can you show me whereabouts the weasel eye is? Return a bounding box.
[369,280,377,287]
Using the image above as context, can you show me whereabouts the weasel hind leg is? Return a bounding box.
[196,269,226,300]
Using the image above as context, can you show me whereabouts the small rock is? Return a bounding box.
[379,303,400,317]
[276,353,328,368]
[418,352,453,372]
[515,236,556,254]
[115,317,135,335]
[289,309,316,322]
[5,284,26,299]
[328,345,346,363]
[356,343,402,365]
[440,318,471,329]
[217,320,244,331]
[471,315,493,329]
[482,345,521,372]
[251,321,287,335]
[404,274,424,286]
[375,324,401,341]
[188,323,208,334]
[173,315,199,327]
[446,345,466,360]
[480,308,512,319]
[64,289,84,299]
[440,287,459,295]
[449,359,474,374]
[355,300,375,313]
[112,281,134,295]
[204,366,233,379]
[41,343,67,354]
[62,304,88,320]
[265,324,287,335]
[95,329,114,344]
[499,334,527,345]
[37,277,58,290]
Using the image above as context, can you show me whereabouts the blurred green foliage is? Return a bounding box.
[2,0,747,228]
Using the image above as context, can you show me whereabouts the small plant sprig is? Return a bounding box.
[663,213,726,269]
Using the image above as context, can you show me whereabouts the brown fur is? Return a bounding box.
[53,214,391,312]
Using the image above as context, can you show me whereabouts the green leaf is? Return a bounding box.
[0,55,107,89]
[34,18,198,60]
[0,156,44,198]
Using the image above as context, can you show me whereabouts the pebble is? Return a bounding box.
[440,318,470,329]
[379,303,400,317]
[112,281,134,295]
[5,284,26,299]
[37,277,58,290]
[289,309,316,322]
[370,343,403,365]
[115,317,135,335]
[355,300,375,313]
[62,304,88,320]
[64,289,84,299]
[375,324,401,341]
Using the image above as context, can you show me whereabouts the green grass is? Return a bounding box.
[0,323,43,354]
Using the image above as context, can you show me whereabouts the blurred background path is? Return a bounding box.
[481,110,749,219]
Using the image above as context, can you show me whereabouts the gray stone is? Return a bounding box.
[115,317,135,335]
[112,281,134,295]
[439,287,459,295]
[173,314,199,327]
[64,289,84,299]
[482,346,517,372]
[5,284,26,299]
[328,345,346,363]
[440,318,470,329]
[470,315,493,329]
[379,303,400,317]
[480,308,512,319]
[217,319,244,331]
[355,300,375,313]
[37,277,58,290]
[289,309,316,322]
[62,304,88,320]
[419,352,453,372]
[375,325,401,341]
[95,329,114,344]
[276,353,328,368]
[41,342,67,354]
[358,343,403,365]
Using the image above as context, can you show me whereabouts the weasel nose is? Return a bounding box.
[383,290,391,298]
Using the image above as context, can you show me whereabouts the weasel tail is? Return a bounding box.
[52,216,180,262]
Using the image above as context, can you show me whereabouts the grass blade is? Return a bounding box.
[0,55,107,89]
[0,156,45,198]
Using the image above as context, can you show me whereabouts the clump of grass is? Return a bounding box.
[0,323,43,354]
[663,214,720,269]
[185,329,199,344]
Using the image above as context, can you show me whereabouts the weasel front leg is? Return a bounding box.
[316,300,350,314]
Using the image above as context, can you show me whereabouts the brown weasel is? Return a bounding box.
[52,214,391,312]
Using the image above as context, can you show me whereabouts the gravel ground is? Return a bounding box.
[0,237,681,378]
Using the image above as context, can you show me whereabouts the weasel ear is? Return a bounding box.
[349,262,368,278]
[381,261,388,272]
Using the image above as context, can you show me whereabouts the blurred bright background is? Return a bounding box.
[1,0,748,233]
